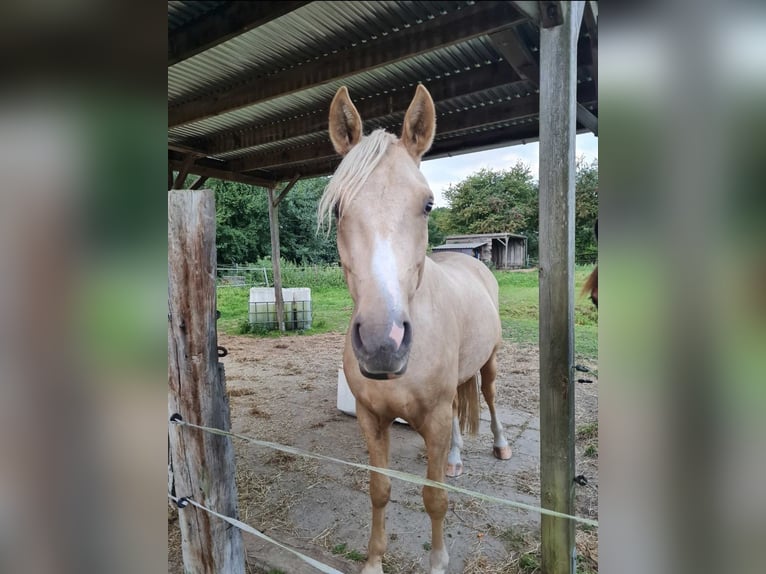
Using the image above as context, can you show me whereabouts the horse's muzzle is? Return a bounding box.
[351,318,412,378]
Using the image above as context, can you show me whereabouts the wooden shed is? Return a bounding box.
[435,232,527,269]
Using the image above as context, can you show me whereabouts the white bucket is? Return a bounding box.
[337,367,408,425]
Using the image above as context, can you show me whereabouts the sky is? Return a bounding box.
[420,133,598,208]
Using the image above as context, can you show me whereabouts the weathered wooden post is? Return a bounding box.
[168,189,245,574]
[267,175,299,332]
[538,2,585,574]
[267,186,286,332]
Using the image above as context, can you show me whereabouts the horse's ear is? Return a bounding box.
[329,86,363,156]
[401,84,436,162]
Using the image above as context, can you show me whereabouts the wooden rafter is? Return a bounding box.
[272,174,300,207]
[230,84,596,173]
[489,25,598,135]
[169,1,310,65]
[539,1,564,28]
[190,175,209,190]
[583,0,598,94]
[173,154,196,189]
[168,2,526,127]
[186,62,521,156]
[168,151,275,188]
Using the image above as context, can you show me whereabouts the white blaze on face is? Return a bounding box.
[371,236,405,349]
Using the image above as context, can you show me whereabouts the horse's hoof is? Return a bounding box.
[360,562,383,574]
[493,445,512,460]
[445,462,463,478]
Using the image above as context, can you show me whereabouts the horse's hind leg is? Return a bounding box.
[481,352,511,460]
[445,395,464,478]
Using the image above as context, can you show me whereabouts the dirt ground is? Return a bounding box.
[169,333,599,573]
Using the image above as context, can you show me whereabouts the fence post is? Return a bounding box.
[538,2,585,574]
[168,189,245,574]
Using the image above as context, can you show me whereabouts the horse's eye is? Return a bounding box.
[424,200,434,215]
[333,203,341,219]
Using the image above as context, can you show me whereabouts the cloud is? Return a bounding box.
[422,133,598,208]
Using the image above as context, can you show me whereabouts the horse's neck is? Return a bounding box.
[415,256,449,301]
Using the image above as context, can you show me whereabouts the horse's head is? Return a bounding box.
[320,85,436,379]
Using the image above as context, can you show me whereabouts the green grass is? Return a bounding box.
[331,543,365,562]
[496,265,598,360]
[576,421,599,440]
[216,264,598,360]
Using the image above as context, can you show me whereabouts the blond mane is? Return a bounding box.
[318,129,397,232]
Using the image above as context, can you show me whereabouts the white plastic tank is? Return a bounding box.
[248,287,312,330]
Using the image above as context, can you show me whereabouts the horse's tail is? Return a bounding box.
[581,265,598,307]
[457,374,481,437]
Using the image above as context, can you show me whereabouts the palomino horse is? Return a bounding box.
[319,85,512,574]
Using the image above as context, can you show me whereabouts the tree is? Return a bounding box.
[444,163,540,258]
[213,180,270,264]
[276,177,338,265]
[212,176,339,266]
[427,207,450,247]
[575,157,599,263]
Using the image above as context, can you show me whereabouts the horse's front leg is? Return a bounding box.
[356,403,392,574]
[421,404,453,574]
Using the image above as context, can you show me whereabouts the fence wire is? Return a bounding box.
[172,418,598,528]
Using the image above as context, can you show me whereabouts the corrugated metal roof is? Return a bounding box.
[168,1,477,104]
[168,1,223,33]
[167,1,598,183]
[433,242,488,250]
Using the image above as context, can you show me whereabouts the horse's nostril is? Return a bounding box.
[352,320,364,351]
[402,321,412,349]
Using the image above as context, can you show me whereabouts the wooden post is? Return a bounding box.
[168,189,245,574]
[267,186,286,332]
[538,3,584,574]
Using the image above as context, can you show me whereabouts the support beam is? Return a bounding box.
[539,1,564,28]
[173,155,196,189]
[168,189,244,574]
[538,4,584,574]
[190,175,209,190]
[168,2,526,127]
[187,62,519,156]
[231,85,595,173]
[583,0,598,94]
[169,1,310,65]
[262,121,590,183]
[272,174,300,208]
[512,1,541,24]
[576,103,599,136]
[490,23,598,135]
[169,151,276,188]
[267,187,285,333]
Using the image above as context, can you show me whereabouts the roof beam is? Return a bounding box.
[168,2,527,127]
[168,1,311,66]
[231,84,595,173]
[511,2,541,24]
[231,107,540,173]
[168,151,275,188]
[188,62,520,156]
[172,154,196,189]
[539,1,564,28]
[490,26,598,135]
[583,0,598,94]
[263,124,572,182]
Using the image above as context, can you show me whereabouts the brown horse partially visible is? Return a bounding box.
[582,220,598,307]
[319,85,511,574]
